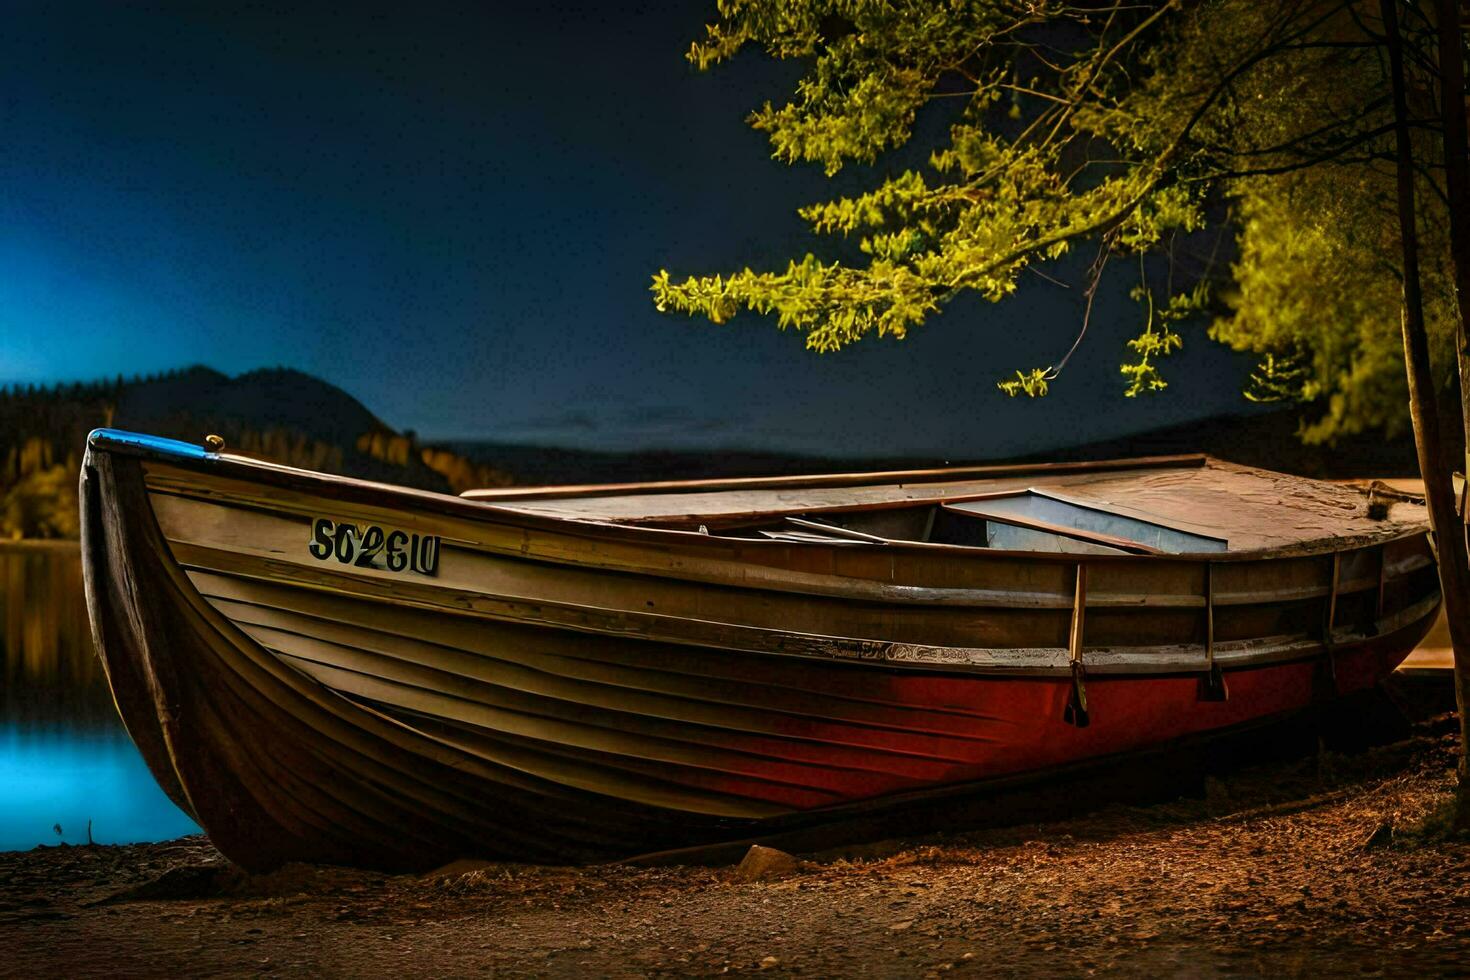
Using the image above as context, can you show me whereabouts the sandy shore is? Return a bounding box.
[3,714,1467,978]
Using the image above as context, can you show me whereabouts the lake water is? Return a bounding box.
[0,541,198,851]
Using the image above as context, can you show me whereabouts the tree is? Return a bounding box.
[0,467,78,540]
[652,0,1470,819]
[1211,159,1459,444]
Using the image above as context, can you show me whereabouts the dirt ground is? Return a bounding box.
[4,716,1469,979]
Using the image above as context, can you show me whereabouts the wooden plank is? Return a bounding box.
[1068,565,1087,663]
[146,487,1217,613]
[209,595,1016,739]
[1324,551,1341,651]
[758,530,868,545]
[783,517,894,543]
[576,488,1030,531]
[458,454,1212,502]
[1205,562,1215,667]
[1377,544,1389,619]
[178,551,1439,678]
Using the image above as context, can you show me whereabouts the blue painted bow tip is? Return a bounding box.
[87,428,215,460]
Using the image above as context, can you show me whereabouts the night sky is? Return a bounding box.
[1,2,1261,457]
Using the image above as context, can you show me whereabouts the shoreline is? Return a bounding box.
[3,716,1467,977]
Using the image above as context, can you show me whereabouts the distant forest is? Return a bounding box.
[0,366,511,539]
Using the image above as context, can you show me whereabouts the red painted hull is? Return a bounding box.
[436,624,1430,813]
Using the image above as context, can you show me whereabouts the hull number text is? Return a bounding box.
[308,518,440,576]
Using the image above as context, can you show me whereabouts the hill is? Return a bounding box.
[0,366,508,538]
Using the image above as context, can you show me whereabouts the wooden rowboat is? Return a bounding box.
[80,428,1441,871]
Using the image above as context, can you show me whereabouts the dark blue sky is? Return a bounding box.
[0,1,1260,457]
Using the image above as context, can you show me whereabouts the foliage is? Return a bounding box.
[653,0,1456,439]
[1212,166,1459,443]
[1,439,79,540]
[359,432,512,493]
[1122,281,1203,397]
[1,466,79,540]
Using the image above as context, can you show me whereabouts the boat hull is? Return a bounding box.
[80,435,1441,871]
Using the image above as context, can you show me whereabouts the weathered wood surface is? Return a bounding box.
[460,453,1209,501]
[79,431,1443,871]
[144,468,1437,673]
[477,458,1426,556]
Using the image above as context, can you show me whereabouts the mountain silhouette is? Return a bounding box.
[1,366,509,540]
[103,366,473,490]
[115,367,384,447]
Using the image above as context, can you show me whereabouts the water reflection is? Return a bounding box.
[0,541,198,850]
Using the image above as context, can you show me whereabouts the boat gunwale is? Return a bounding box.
[87,428,1431,564]
[455,452,1212,501]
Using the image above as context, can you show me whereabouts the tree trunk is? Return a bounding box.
[1434,0,1470,800]
[1385,0,1470,807]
